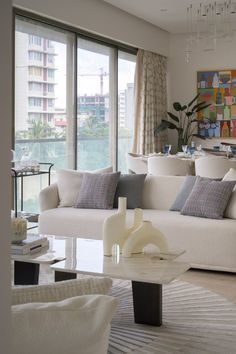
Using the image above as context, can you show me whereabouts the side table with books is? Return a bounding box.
[11,234,65,285]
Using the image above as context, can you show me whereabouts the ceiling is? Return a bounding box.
[102,0,209,34]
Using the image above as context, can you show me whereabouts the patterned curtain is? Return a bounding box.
[132,49,168,155]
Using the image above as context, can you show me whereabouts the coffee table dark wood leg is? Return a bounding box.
[54,271,77,282]
[14,261,39,285]
[132,281,162,326]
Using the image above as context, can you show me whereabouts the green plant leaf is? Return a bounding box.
[186,111,194,117]
[173,102,182,111]
[181,105,187,111]
[167,111,179,122]
[195,103,211,112]
[155,119,178,135]
[189,119,199,124]
[187,93,200,107]
[192,101,207,111]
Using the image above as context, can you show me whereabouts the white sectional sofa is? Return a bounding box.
[39,175,236,273]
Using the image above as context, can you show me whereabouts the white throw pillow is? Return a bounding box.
[12,294,118,354]
[57,167,113,207]
[223,168,236,219]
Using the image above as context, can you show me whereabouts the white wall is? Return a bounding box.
[14,0,169,56]
[0,1,12,353]
[168,33,236,149]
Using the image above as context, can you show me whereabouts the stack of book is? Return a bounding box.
[11,234,49,255]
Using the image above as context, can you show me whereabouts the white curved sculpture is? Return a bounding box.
[103,197,143,256]
[122,220,169,258]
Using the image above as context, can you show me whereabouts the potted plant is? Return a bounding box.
[155,93,211,151]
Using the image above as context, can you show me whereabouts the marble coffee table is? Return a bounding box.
[50,237,190,326]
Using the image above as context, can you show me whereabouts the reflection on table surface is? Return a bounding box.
[50,237,189,284]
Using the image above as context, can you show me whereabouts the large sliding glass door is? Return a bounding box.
[15,17,75,212]
[14,13,136,213]
[77,39,115,170]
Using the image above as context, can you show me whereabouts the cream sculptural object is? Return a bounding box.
[11,217,27,243]
[103,197,143,256]
[103,197,169,257]
[122,220,169,258]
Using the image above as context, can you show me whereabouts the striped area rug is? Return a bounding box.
[108,279,236,354]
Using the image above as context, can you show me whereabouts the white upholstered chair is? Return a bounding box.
[11,278,116,354]
[126,153,148,174]
[147,156,194,176]
[195,156,236,178]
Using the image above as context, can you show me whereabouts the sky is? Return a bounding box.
[54,43,136,108]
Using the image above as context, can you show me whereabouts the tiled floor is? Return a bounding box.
[180,269,236,303]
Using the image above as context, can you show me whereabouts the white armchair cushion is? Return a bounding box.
[57,169,84,207]
[57,167,113,207]
[12,294,118,354]
[12,277,113,305]
[223,168,236,219]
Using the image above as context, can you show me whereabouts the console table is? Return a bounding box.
[11,162,53,218]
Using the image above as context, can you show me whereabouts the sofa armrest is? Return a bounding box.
[39,183,59,212]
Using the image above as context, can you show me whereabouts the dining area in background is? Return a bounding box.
[127,141,236,176]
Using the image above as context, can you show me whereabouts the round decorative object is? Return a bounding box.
[11,218,27,243]
[122,220,169,257]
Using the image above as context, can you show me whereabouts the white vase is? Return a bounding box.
[103,197,128,256]
[122,220,169,258]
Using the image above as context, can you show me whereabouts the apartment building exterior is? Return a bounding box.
[15,32,57,132]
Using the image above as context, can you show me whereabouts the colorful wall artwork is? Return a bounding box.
[197,70,236,138]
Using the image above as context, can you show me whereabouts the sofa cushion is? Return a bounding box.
[57,167,113,208]
[12,277,112,305]
[142,175,185,210]
[170,176,197,211]
[74,172,120,209]
[113,174,146,209]
[57,169,84,207]
[181,177,236,219]
[12,294,118,354]
[223,168,236,219]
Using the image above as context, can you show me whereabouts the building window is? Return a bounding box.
[28,51,42,61]
[28,97,42,106]
[29,82,42,91]
[47,54,54,64]
[48,84,54,92]
[48,99,54,107]
[48,69,55,79]
[28,66,42,76]
[28,35,41,46]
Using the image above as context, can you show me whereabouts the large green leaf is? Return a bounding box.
[189,119,199,124]
[155,119,178,135]
[187,93,200,107]
[192,101,207,111]
[181,105,187,111]
[173,102,182,111]
[167,111,179,122]
[186,111,194,117]
[195,103,211,112]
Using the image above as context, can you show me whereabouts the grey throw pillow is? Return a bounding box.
[170,176,197,211]
[181,177,236,219]
[113,174,147,209]
[74,172,120,209]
